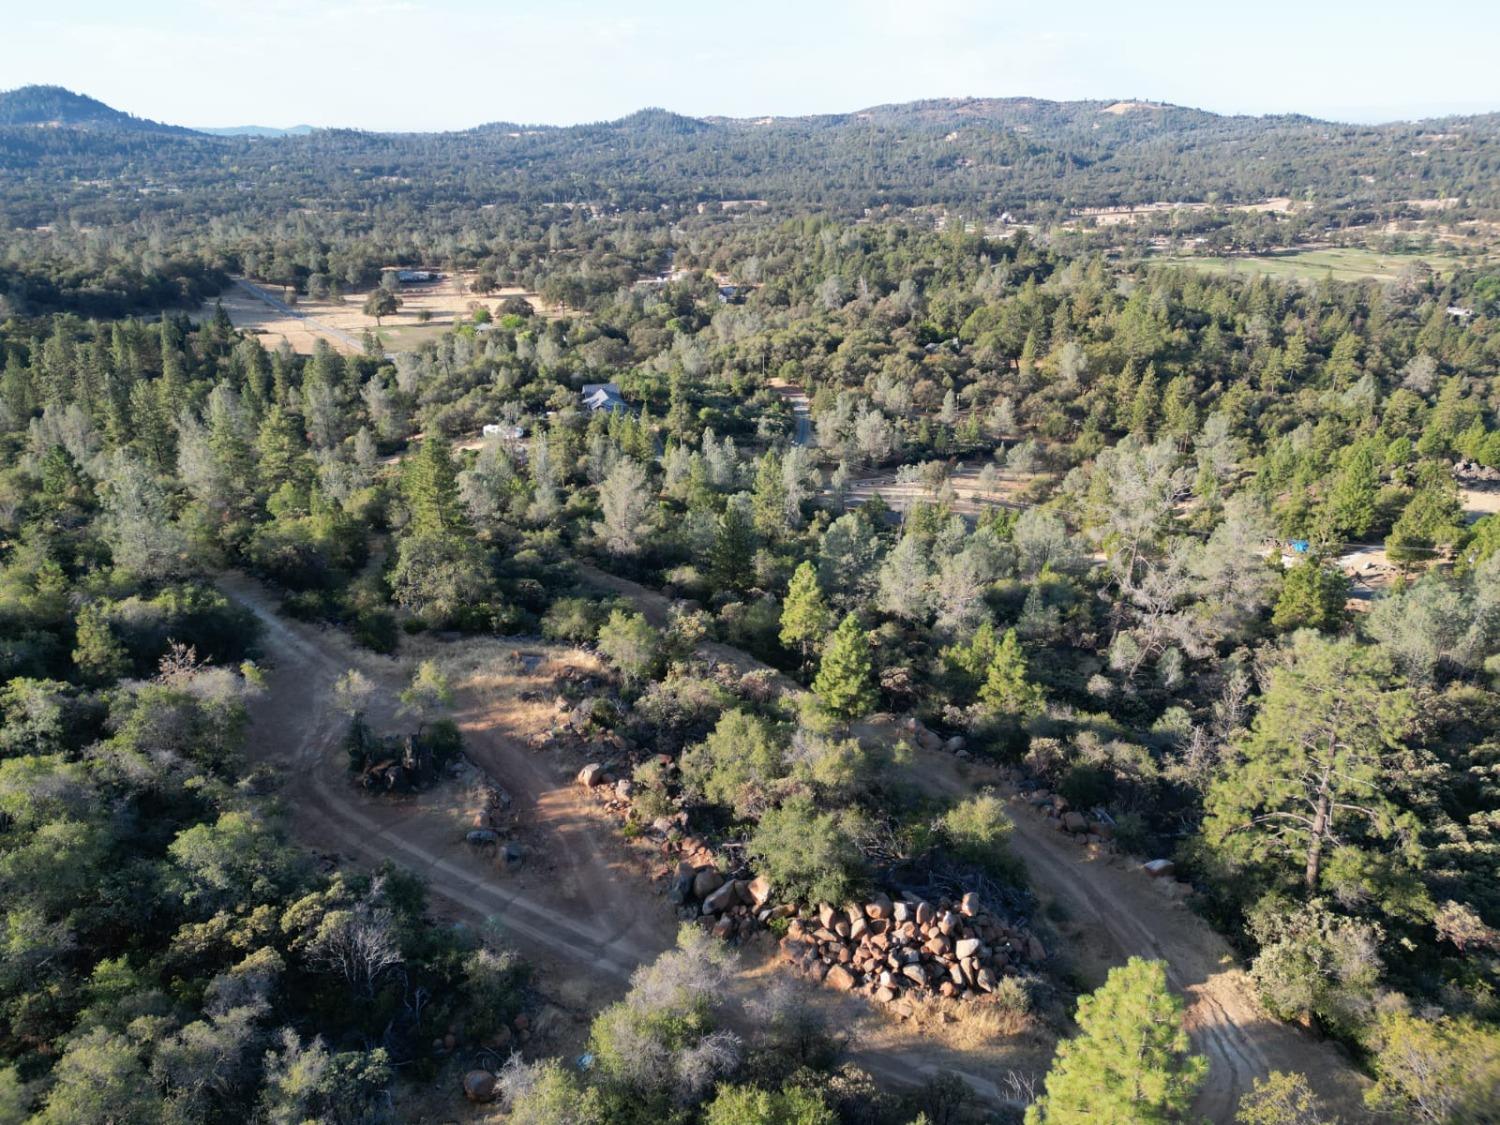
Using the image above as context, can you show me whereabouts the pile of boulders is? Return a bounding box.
[1023,788,1115,848]
[467,779,512,830]
[1455,460,1500,483]
[897,715,969,758]
[778,891,1043,1005]
[669,863,779,939]
[577,759,649,809]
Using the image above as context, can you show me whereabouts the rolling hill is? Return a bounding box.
[0,85,198,134]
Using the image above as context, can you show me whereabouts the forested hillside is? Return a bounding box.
[4,75,1500,1124]
[3,86,1500,234]
[2,202,1499,1118]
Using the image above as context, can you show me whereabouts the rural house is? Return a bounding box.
[581,382,628,414]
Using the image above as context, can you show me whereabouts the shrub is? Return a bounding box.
[939,793,1022,882]
[541,597,606,644]
[747,795,865,907]
[1247,898,1383,1039]
[680,710,786,818]
[353,608,399,654]
[1058,763,1110,809]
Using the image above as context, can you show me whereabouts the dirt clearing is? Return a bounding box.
[202,271,560,356]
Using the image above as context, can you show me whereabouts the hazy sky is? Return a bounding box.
[5,0,1498,130]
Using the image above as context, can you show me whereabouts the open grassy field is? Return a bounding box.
[1155,246,1489,283]
[200,273,556,355]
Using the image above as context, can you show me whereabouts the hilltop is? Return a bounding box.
[0,84,198,134]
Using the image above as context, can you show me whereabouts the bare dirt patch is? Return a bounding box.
[200,286,339,354]
[204,272,561,356]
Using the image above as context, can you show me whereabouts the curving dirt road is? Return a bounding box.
[222,572,675,988]
[222,572,1013,1103]
[999,796,1369,1121]
[567,565,1371,1121]
[226,568,1366,1120]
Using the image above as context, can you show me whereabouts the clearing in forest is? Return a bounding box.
[201,271,556,355]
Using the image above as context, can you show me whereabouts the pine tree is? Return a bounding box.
[813,613,876,719]
[1026,957,1207,1125]
[710,503,756,591]
[1271,558,1349,633]
[780,561,831,661]
[1129,363,1161,437]
[1018,329,1038,378]
[1113,359,1140,430]
[72,603,129,685]
[1324,332,1362,389]
[978,628,1044,718]
[1319,440,1380,541]
[255,404,305,494]
[1386,464,1464,569]
[1200,632,1413,895]
[402,435,464,536]
[751,450,788,539]
[943,617,999,687]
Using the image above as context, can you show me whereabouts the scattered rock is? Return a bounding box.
[692,868,725,899]
[1063,811,1089,834]
[462,1071,498,1103]
[576,763,605,788]
[826,965,856,991]
[702,881,738,914]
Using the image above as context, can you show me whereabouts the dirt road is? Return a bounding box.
[840,463,1037,518]
[227,562,1366,1120]
[222,573,675,988]
[222,572,1030,1105]
[1001,794,1369,1121]
[581,562,1371,1122]
[232,278,369,353]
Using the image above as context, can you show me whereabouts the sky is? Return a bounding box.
[4,0,1498,131]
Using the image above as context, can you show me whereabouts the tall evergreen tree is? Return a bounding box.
[1026,957,1207,1125]
[1200,631,1415,895]
[780,561,831,662]
[1319,441,1379,542]
[978,628,1045,719]
[402,435,464,536]
[710,502,756,591]
[813,613,875,720]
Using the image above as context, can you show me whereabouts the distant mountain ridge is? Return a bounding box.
[0,84,1414,140]
[198,124,317,138]
[0,85,198,134]
[3,84,1498,226]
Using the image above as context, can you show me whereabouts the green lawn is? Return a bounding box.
[375,323,451,351]
[1154,246,1488,283]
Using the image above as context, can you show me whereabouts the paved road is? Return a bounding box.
[232,277,366,353]
[769,379,813,446]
